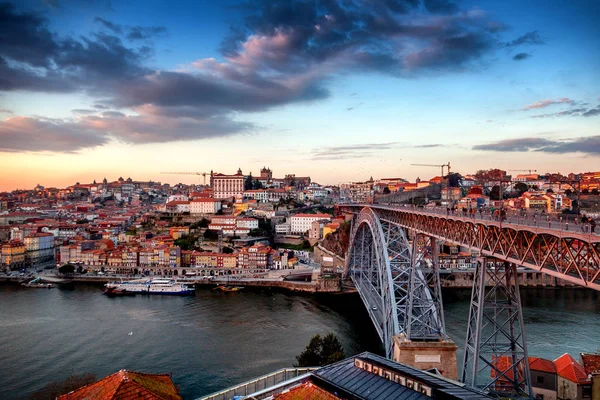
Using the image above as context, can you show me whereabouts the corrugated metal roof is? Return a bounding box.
[313,352,492,400]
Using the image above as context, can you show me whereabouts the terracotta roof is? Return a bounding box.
[554,353,590,384]
[580,353,600,376]
[529,357,556,374]
[273,382,340,400]
[292,213,331,218]
[58,369,182,400]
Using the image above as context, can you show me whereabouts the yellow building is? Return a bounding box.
[1,240,26,269]
[323,222,340,238]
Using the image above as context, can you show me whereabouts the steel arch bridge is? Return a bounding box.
[346,206,446,359]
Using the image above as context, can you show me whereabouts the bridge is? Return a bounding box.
[339,203,599,398]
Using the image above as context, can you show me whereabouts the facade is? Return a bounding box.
[211,169,244,199]
[237,243,274,269]
[23,232,55,264]
[189,198,221,215]
[290,213,332,235]
[529,357,558,400]
[340,180,373,203]
[1,240,26,269]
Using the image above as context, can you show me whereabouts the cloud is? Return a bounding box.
[503,30,544,47]
[522,98,574,110]
[0,116,109,152]
[0,1,529,151]
[473,136,600,155]
[413,144,443,148]
[311,142,400,160]
[513,52,530,61]
[0,107,13,114]
[94,17,167,41]
[71,109,96,115]
[528,104,600,118]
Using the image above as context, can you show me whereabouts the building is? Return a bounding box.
[211,169,244,200]
[340,180,373,203]
[237,243,274,269]
[57,369,182,400]
[290,213,332,235]
[191,252,237,269]
[23,232,55,264]
[1,240,25,269]
[554,353,592,400]
[203,352,492,400]
[529,357,558,400]
[236,217,259,230]
[189,198,221,215]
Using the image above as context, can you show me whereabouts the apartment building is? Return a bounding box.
[211,169,244,199]
[290,213,332,234]
[189,198,221,215]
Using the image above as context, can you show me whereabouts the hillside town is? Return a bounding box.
[1,168,598,278]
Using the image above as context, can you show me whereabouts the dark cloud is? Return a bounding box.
[413,144,443,148]
[503,31,544,47]
[582,105,600,117]
[0,116,109,152]
[473,136,600,155]
[94,17,167,41]
[513,52,530,61]
[44,0,59,8]
[0,107,13,114]
[93,103,110,109]
[101,111,125,117]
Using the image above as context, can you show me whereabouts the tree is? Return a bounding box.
[514,182,528,195]
[244,173,254,190]
[592,189,599,195]
[489,185,502,200]
[295,333,346,367]
[383,187,391,194]
[59,264,75,274]
[216,209,224,215]
[29,373,97,400]
[301,239,312,249]
[582,189,589,194]
[203,229,218,240]
[546,188,554,194]
[565,189,573,196]
[445,172,463,188]
[253,179,264,190]
[222,247,234,254]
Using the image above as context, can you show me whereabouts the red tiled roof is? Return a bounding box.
[292,213,331,218]
[554,353,590,384]
[58,369,182,400]
[581,353,600,376]
[529,357,556,373]
[273,382,340,400]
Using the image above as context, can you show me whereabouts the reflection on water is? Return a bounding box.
[0,284,598,399]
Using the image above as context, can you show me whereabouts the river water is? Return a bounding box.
[1,283,599,399]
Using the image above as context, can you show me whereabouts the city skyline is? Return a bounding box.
[1,0,599,191]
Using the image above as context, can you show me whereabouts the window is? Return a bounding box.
[536,375,544,384]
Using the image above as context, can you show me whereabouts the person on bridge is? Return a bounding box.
[590,218,596,233]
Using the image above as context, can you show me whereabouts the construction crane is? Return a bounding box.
[411,162,451,177]
[161,172,209,185]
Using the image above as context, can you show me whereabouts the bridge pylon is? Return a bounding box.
[461,257,533,398]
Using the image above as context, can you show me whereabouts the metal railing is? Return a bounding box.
[353,203,600,237]
[196,367,316,400]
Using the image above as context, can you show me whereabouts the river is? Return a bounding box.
[1,283,599,399]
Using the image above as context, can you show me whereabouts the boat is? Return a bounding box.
[22,277,54,289]
[213,285,244,292]
[104,278,195,295]
[103,286,136,297]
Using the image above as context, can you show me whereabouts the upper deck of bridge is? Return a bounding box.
[339,203,600,243]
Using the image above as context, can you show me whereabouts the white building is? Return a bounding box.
[211,169,245,200]
[167,194,189,203]
[290,213,332,234]
[189,198,221,215]
[275,221,291,235]
[236,218,259,230]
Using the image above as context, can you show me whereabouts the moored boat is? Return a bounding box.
[104,278,195,295]
[213,285,244,292]
[22,278,54,288]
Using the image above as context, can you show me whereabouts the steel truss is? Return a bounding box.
[343,205,600,291]
[461,258,532,398]
[346,207,446,359]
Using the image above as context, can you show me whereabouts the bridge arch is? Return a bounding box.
[346,206,446,358]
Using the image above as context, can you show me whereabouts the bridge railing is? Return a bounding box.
[349,203,599,237]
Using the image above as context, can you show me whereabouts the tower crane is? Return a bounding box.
[161,172,209,185]
[411,162,451,177]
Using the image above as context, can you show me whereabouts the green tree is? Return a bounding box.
[445,172,463,188]
[203,229,218,240]
[592,189,599,195]
[244,173,254,191]
[58,264,76,274]
[514,182,528,195]
[383,187,391,194]
[546,188,554,194]
[294,333,346,367]
[253,179,264,190]
[489,185,503,200]
[565,189,573,196]
[222,247,234,254]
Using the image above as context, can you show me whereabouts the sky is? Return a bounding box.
[0,0,598,191]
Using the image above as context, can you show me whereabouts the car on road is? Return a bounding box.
[371,306,378,311]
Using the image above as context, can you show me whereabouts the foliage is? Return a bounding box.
[58,264,75,274]
[125,228,137,235]
[203,229,219,240]
[546,188,554,194]
[244,173,254,191]
[445,172,463,188]
[383,187,391,194]
[489,185,503,200]
[582,189,589,194]
[190,218,209,229]
[514,182,528,195]
[216,209,224,215]
[29,373,97,400]
[565,189,573,196]
[294,333,346,367]
[592,189,599,195]
[174,235,197,251]
[222,247,234,254]
[76,219,88,224]
[474,169,506,183]
[252,179,264,189]
[301,239,312,249]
